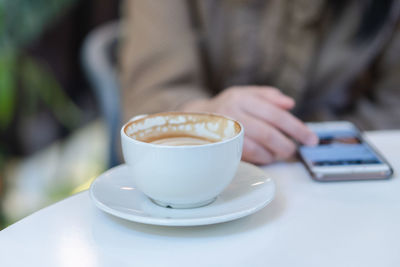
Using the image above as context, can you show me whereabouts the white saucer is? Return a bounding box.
[90,162,275,226]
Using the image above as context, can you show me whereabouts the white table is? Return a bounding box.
[1,131,399,267]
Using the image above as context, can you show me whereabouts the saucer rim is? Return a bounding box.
[90,163,275,226]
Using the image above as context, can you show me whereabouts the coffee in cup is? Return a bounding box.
[121,112,244,208]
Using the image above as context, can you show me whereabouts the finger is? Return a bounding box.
[238,113,297,160]
[245,86,295,110]
[242,137,275,165]
[242,96,318,146]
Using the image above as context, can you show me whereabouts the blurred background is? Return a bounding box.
[0,0,121,229]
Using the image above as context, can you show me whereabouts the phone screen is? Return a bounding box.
[299,129,383,167]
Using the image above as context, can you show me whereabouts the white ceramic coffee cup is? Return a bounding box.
[121,112,244,209]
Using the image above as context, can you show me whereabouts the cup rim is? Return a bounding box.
[121,111,244,149]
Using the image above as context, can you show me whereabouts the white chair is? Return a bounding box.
[81,21,121,167]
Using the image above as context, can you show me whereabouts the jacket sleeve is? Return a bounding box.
[342,22,400,130]
[119,0,210,122]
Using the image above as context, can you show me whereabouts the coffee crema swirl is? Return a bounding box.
[149,135,214,146]
[124,112,241,146]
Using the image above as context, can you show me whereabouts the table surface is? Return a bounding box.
[1,131,399,267]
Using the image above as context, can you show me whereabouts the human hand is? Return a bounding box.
[181,86,318,165]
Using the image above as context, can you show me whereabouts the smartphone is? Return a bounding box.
[298,121,393,181]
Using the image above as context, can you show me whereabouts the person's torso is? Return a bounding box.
[190,0,399,119]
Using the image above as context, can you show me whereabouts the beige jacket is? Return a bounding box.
[120,0,400,130]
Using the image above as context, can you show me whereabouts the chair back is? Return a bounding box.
[81,21,121,168]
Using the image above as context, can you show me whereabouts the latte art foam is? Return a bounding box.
[124,112,241,146]
[150,136,213,146]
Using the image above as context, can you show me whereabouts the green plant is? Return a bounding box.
[0,0,82,228]
[0,0,81,131]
